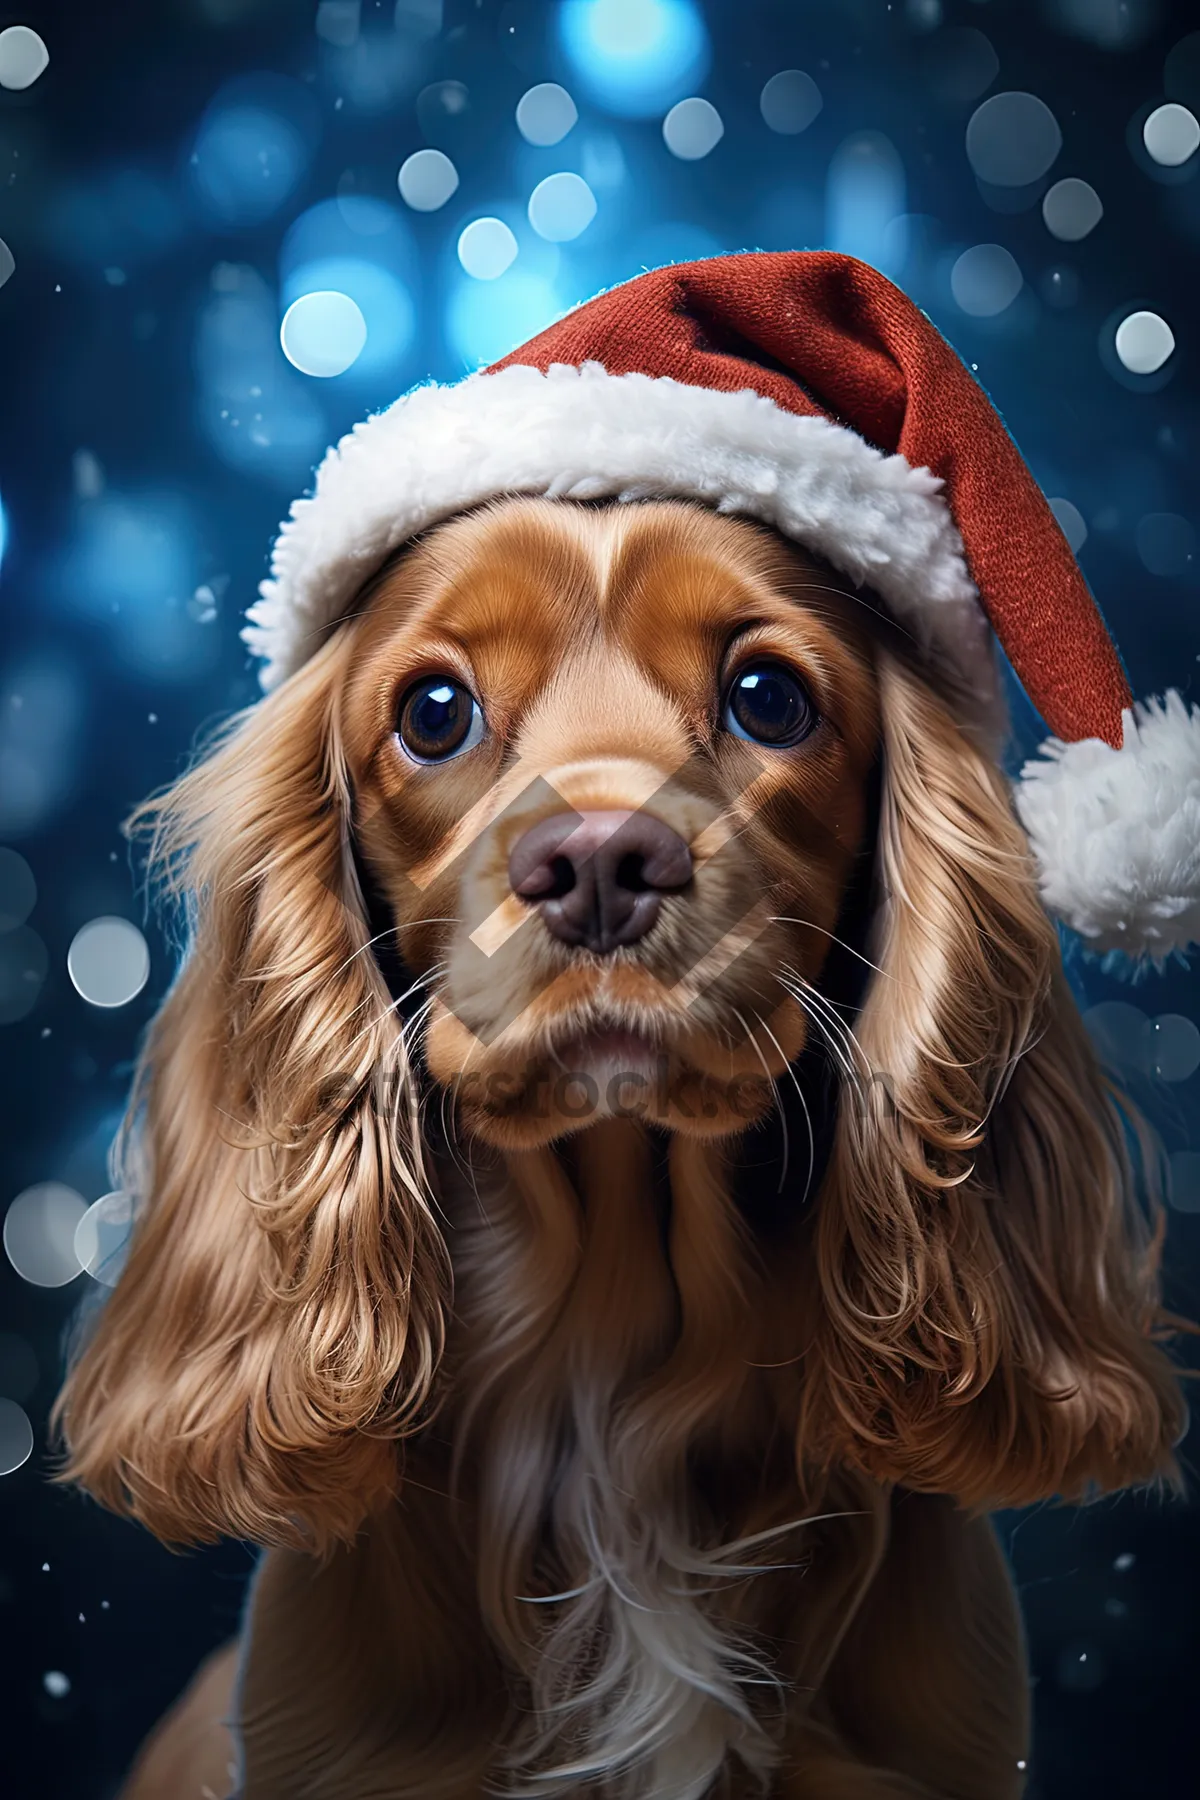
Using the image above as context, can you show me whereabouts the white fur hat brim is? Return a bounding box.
[244,360,990,699]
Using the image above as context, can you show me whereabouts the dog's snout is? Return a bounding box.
[509,810,692,955]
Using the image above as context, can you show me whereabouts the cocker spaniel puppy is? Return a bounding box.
[54,255,1194,1800]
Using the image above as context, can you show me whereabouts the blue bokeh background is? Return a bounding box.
[1,2,1198,1795]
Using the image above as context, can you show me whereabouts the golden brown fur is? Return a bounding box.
[54,500,1183,1799]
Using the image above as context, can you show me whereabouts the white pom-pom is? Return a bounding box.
[1016,690,1200,961]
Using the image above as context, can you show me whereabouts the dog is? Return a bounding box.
[56,496,1183,1800]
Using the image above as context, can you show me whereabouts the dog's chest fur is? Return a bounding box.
[438,1127,810,1800]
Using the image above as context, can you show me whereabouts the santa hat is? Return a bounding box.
[245,252,1200,965]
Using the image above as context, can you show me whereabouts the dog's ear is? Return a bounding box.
[801,647,1184,1510]
[54,637,449,1551]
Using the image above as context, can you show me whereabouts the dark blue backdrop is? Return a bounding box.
[1,2,1198,1796]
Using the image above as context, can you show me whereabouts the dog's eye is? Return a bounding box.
[397,676,485,763]
[722,661,818,747]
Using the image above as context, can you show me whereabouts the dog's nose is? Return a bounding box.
[509,810,693,954]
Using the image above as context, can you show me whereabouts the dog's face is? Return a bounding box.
[341,500,880,1147]
[55,497,1183,1557]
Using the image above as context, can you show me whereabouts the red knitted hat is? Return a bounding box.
[247,252,1200,963]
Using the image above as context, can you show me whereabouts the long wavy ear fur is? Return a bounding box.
[53,637,450,1551]
[802,647,1185,1510]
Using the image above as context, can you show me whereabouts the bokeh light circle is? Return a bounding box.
[416,79,470,143]
[922,27,999,105]
[663,97,724,161]
[966,92,1062,186]
[0,1399,34,1477]
[528,172,597,241]
[315,0,361,46]
[1083,1001,1148,1073]
[759,70,822,135]
[1042,177,1103,242]
[907,0,943,27]
[0,25,49,91]
[516,83,578,147]
[1169,1150,1200,1213]
[57,490,206,686]
[42,1670,70,1698]
[4,1183,87,1288]
[1142,1013,1200,1082]
[458,218,519,280]
[447,269,561,368]
[395,0,444,43]
[195,263,327,482]
[74,1190,135,1288]
[0,848,36,932]
[0,236,14,291]
[951,243,1023,316]
[280,199,417,384]
[284,260,414,378]
[1048,497,1088,554]
[1053,0,1157,50]
[559,0,710,120]
[336,174,398,236]
[397,148,459,212]
[1143,102,1200,167]
[1114,309,1175,375]
[280,291,368,377]
[826,132,906,265]
[189,78,316,228]
[1164,31,1200,111]
[67,916,150,1009]
[0,656,83,837]
[1135,513,1196,578]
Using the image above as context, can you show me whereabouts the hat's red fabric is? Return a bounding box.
[494,253,1130,749]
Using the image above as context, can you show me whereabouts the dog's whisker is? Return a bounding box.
[775,974,855,1084]
[454,1026,490,1084]
[340,918,463,978]
[433,1037,489,1198]
[348,964,447,1053]
[781,969,863,1072]
[731,1007,790,1199]
[768,915,903,985]
[787,995,862,1102]
[781,989,862,1105]
[400,991,438,1039]
[674,1507,867,1572]
[399,991,440,1056]
[514,1579,600,1606]
[785,576,920,647]
[351,965,440,1041]
[378,999,437,1096]
[754,1006,819,1203]
[779,965,869,1084]
[745,1005,818,1204]
[298,604,377,642]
